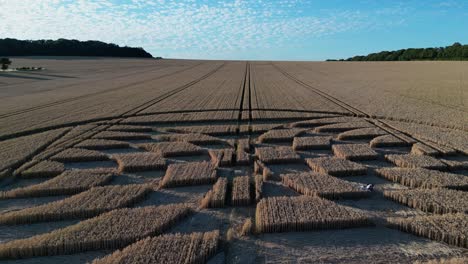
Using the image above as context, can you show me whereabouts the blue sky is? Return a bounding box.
[1,0,467,60]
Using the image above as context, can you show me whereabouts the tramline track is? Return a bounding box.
[0,62,225,141]
[270,62,367,118]
[7,124,111,180]
[270,62,455,151]
[0,62,205,119]
[33,62,226,146]
[236,62,254,130]
[248,63,253,125]
[0,62,227,177]
[237,62,249,122]
[122,62,227,117]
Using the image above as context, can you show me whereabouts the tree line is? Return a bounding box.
[328,43,468,61]
[0,38,153,58]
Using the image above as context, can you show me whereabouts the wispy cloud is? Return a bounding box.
[436,1,463,8]
[0,0,410,59]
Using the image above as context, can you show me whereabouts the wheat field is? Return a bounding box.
[0,58,467,263]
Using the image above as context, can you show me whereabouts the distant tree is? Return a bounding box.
[399,48,423,61]
[421,48,437,60]
[0,38,154,58]
[444,42,463,59]
[462,45,468,59]
[1,57,11,70]
[334,42,468,61]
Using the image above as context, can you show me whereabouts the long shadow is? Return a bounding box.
[0,219,78,243]
[15,71,77,79]
[0,196,68,214]
[138,108,346,117]
[0,72,50,81]
[0,250,110,264]
[253,227,464,263]
[136,185,212,207]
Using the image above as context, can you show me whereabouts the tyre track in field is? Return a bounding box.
[234,61,248,153]
[0,62,204,119]
[121,62,226,117]
[251,64,260,118]
[8,124,109,179]
[2,62,227,176]
[0,62,225,141]
[248,63,253,125]
[269,62,448,149]
[270,62,366,117]
[60,61,226,152]
[295,62,468,114]
[237,62,249,123]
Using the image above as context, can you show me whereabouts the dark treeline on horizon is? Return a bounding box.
[329,42,468,61]
[0,38,153,58]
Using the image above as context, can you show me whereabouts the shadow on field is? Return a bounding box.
[0,72,50,81]
[16,71,77,79]
[250,227,464,263]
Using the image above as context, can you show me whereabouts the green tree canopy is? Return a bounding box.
[334,43,468,61]
[1,57,12,70]
[0,38,153,58]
